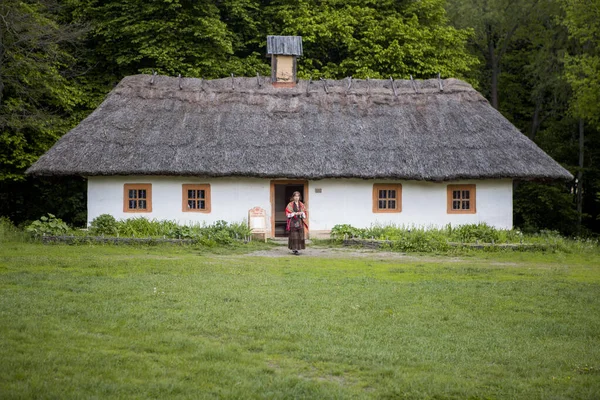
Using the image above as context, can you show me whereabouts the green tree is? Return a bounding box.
[64,0,270,78]
[266,0,478,79]
[0,0,86,181]
[563,0,600,128]
[562,0,600,232]
[514,182,580,235]
[446,0,545,108]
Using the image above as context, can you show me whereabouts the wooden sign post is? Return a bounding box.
[248,206,268,242]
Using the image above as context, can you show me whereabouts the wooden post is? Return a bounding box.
[320,77,328,94]
[410,75,418,93]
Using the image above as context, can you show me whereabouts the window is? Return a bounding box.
[373,184,402,213]
[123,184,152,212]
[182,184,211,213]
[447,184,476,214]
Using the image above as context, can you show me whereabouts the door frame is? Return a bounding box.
[270,180,309,238]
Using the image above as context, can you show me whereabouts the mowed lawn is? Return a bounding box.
[1,243,599,399]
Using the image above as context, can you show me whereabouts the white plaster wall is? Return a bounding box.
[87,176,513,232]
[87,176,271,226]
[307,179,513,231]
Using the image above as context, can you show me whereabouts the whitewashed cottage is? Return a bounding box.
[27,36,573,238]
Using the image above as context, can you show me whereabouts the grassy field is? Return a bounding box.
[1,241,599,399]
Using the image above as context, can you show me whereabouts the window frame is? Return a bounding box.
[372,184,402,213]
[446,184,476,214]
[182,184,211,213]
[123,183,152,213]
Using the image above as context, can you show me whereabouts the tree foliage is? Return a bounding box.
[63,0,268,78]
[0,0,85,181]
[562,0,600,128]
[1,0,600,235]
[266,0,477,79]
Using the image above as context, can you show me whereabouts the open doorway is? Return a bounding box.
[271,180,308,238]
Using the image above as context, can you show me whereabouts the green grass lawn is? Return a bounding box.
[1,242,599,399]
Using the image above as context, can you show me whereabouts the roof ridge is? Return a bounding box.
[119,74,477,97]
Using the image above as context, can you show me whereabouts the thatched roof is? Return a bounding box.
[27,74,573,181]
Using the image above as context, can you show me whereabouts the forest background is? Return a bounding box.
[0,0,598,236]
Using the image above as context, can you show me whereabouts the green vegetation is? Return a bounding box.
[25,213,70,236]
[330,223,600,253]
[0,217,26,243]
[1,238,599,398]
[0,0,89,182]
[22,214,253,245]
[267,0,477,79]
[14,216,600,254]
[563,0,600,128]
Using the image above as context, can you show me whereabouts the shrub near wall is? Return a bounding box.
[330,223,599,253]
[330,223,516,243]
[88,215,252,245]
[25,214,70,236]
[23,214,253,246]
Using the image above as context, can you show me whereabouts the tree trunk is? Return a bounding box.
[577,118,584,233]
[530,99,542,140]
[491,62,499,109]
[487,24,499,109]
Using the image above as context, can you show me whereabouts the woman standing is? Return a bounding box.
[286,191,307,255]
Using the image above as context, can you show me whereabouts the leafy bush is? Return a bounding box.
[82,216,252,245]
[210,229,234,245]
[90,214,119,235]
[386,229,451,252]
[117,217,179,237]
[328,223,600,253]
[330,224,366,239]
[26,214,70,236]
[448,223,500,243]
[514,182,580,236]
[225,220,252,239]
[0,217,25,243]
[168,225,198,240]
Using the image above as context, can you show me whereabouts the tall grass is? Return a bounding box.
[19,214,253,245]
[107,218,253,245]
[331,223,600,253]
[0,217,27,243]
[89,216,252,241]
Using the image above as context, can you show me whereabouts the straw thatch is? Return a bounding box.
[26,74,573,181]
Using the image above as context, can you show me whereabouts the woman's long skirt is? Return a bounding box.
[288,228,306,250]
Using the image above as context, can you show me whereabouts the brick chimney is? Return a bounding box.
[266,36,303,88]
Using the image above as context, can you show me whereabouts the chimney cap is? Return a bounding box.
[266,36,303,56]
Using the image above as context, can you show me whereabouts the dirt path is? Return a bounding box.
[244,245,464,262]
